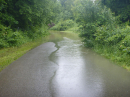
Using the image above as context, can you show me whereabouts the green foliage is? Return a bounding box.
[0,24,26,48]
[50,20,75,31]
[73,0,116,47]
[0,0,59,49]
[55,0,74,22]
[71,0,130,67]
[0,23,49,49]
[93,24,130,66]
[101,0,130,22]
[0,0,59,30]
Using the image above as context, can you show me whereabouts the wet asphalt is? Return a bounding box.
[0,42,58,97]
[1,32,130,97]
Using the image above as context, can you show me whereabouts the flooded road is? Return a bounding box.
[0,31,130,97]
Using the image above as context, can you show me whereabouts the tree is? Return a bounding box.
[0,0,60,48]
[57,0,74,21]
[101,0,130,22]
[72,0,115,47]
[0,0,59,31]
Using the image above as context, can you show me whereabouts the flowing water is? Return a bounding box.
[0,31,130,97]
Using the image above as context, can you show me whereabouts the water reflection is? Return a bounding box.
[49,32,130,97]
[51,37,104,97]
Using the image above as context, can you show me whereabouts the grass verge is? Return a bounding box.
[64,28,130,71]
[0,35,49,72]
[93,44,130,71]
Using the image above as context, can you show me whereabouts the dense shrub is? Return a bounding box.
[50,20,75,31]
[0,24,26,48]
[74,0,116,48]
[72,0,130,67]
[0,24,49,49]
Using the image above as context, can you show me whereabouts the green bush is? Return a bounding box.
[50,20,75,31]
[74,0,116,47]
[0,25,26,48]
[7,31,25,46]
[73,0,130,67]
[0,24,49,49]
[0,39,8,48]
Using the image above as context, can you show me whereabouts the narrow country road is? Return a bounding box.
[0,32,130,97]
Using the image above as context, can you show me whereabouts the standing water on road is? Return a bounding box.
[0,31,130,97]
[49,31,130,97]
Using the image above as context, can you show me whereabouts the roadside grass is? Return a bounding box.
[62,27,130,71]
[0,30,78,72]
[60,31,73,33]
[0,36,49,72]
[3,28,129,72]
[52,25,80,33]
[93,44,130,71]
[60,27,79,33]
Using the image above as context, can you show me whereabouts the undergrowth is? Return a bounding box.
[92,26,130,70]
[50,19,79,32]
[0,35,49,72]
[0,24,48,49]
[74,0,130,71]
[0,24,49,72]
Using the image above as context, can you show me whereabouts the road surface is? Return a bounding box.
[0,32,130,97]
